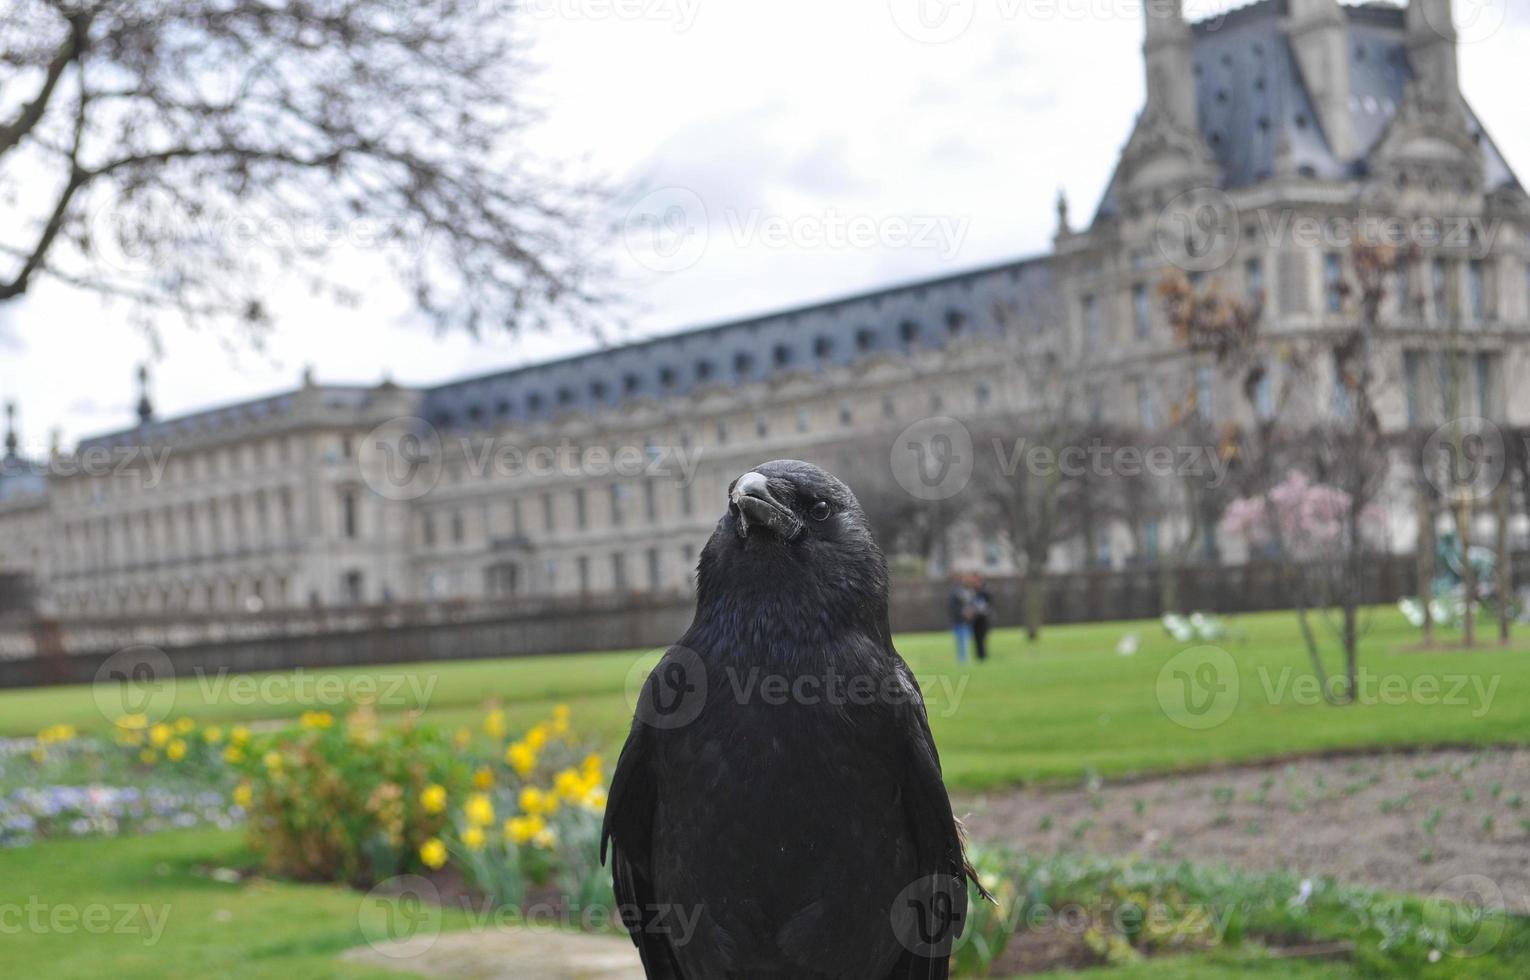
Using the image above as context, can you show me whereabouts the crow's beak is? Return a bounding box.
[730,471,803,541]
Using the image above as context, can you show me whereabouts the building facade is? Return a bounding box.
[2,0,1527,615]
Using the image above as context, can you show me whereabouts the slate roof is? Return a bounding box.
[1096,0,1523,219]
[419,256,1053,430]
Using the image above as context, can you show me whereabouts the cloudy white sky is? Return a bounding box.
[1,0,1526,449]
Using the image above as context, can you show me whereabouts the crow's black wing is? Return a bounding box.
[886,657,975,980]
[601,718,686,979]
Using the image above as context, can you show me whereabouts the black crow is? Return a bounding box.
[603,459,982,979]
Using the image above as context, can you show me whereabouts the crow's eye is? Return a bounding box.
[809,500,832,522]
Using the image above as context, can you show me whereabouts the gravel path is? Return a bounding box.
[961,747,1530,912]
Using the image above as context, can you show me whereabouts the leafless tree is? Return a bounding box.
[1,0,607,340]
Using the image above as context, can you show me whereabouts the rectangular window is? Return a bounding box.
[1254,370,1274,421]
[1137,379,1157,430]
[1403,350,1424,427]
[1324,253,1345,313]
[1195,366,1214,422]
[1476,352,1497,416]
[612,552,627,592]
[1132,284,1151,340]
[643,481,657,522]
[574,488,587,530]
[1468,259,1487,322]
[1433,259,1451,323]
[1245,257,1264,298]
[577,556,590,594]
[1397,261,1413,317]
[647,547,661,591]
[610,483,625,527]
[1332,357,1352,419]
[542,493,555,532]
[1082,294,1100,346]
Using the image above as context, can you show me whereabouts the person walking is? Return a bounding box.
[948,573,975,663]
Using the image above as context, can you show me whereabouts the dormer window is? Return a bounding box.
[773,344,793,367]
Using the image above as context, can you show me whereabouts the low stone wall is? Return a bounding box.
[0,554,1433,689]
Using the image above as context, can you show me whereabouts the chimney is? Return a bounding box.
[4,401,17,459]
[1286,0,1356,161]
[135,364,155,425]
[1143,0,1198,133]
[1406,0,1462,120]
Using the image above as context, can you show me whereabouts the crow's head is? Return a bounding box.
[697,459,888,630]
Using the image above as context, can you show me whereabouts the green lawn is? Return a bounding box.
[4,607,1525,790]
[4,607,1529,978]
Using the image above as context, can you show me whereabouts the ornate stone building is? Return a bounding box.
[1,0,1526,615]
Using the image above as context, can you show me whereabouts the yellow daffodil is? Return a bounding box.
[300,710,335,729]
[139,748,158,765]
[202,726,224,745]
[553,769,587,801]
[472,767,494,791]
[148,723,173,748]
[464,793,495,827]
[519,786,554,817]
[505,815,545,846]
[233,783,254,808]
[533,827,558,849]
[37,724,77,744]
[582,787,609,812]
[223,745,245,764]
[174,717,196,734]
[116,713,148,731]
[166,739,188,762]
[581,753,603,777]
[230,725,251,746]
[453,727,473,750]
[262,750,283,770]
[524,724,549,751]
[420,784,448,815]
[483,709,506,739]
[419,838,448,870]
[461,826,486,851]
[29,746,46,764]
[505,741,535,777]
